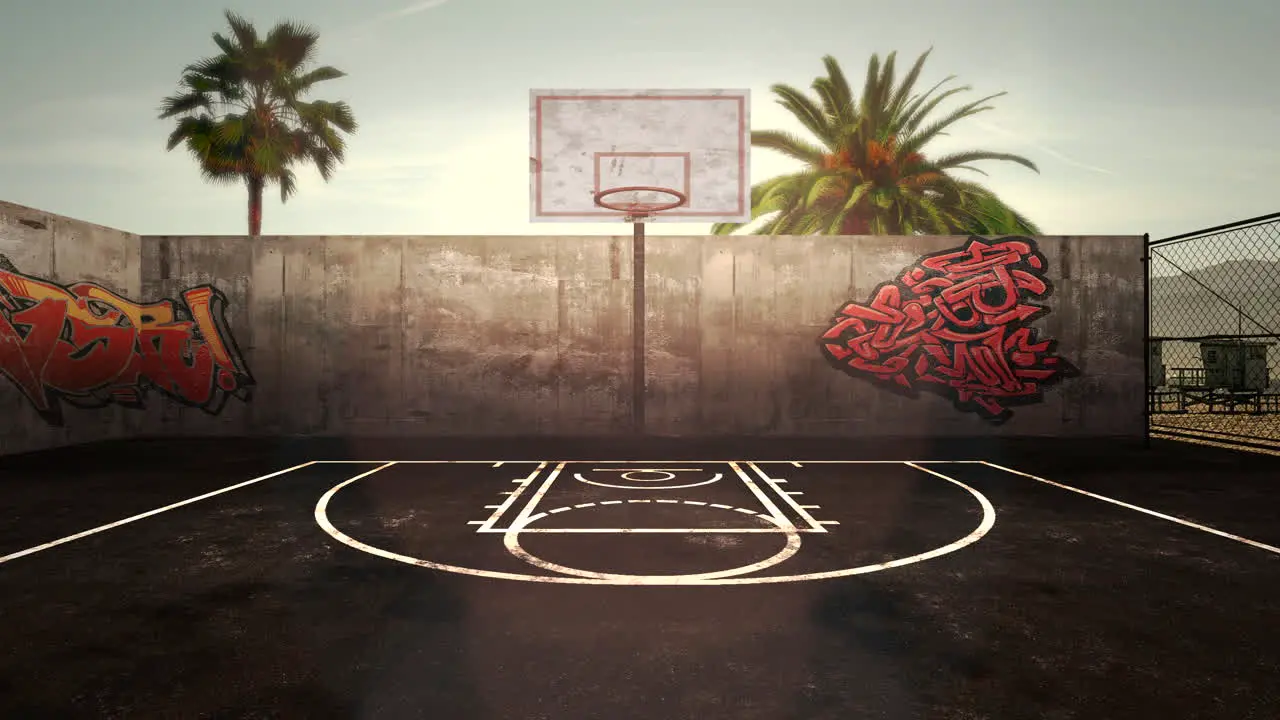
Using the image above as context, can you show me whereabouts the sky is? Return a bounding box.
[1,0,1278,240]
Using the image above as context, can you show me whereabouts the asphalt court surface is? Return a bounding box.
[316,461,992,583]
[1,439,1278,718]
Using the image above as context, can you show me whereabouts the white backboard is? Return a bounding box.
[530,89,750,223]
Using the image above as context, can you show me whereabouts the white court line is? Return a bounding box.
[728,462,796,530]
[309,459,983,464]
[746,462,825,532]
[982,462,1280,555]
[500,462,568,530]
[508,528,791,533]
[316,460,998,584]
[0,462,318,565]
[476,462,547,531]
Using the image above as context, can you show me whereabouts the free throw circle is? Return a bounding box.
[503,505,803,582]
[314,464,997,585]
[620,470,676,482]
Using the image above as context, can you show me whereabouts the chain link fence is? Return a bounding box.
[1146,212,1280,449]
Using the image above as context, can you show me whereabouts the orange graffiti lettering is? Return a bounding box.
[0,262,252,425]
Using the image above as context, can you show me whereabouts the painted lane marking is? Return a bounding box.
[315,463,997,584]
[481,497,781,533]
[1,462,319,566]
[477,462,549,532]
[311,460,985,464]
[483,462,558,532]
[729,462,795,530]
[574,472,722,490]
[504,504,801,581]
[982,462,1280,555]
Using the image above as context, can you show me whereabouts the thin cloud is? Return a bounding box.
[380,0,452,20]
[357,0,451,28]
[331,0,452,43]
[972,119,1115,176]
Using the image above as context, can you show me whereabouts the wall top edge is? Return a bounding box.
[2,201,1143,242]
[136,234,1148,241]
[0,200,139,237]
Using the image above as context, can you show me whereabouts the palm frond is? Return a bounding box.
[884,48,932,120]
[899,84,970,133]
[291,65,346,94]
[769,83,836,146]
[750,130,825,164]
[264,21,320,70]
[931,149,1038,173]
[818,55,855,121]
[824,181,873,233]
[222,11,259,50]
[897,93,1005,155]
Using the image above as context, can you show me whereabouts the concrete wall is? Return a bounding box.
[0,200,143,455]
[0,200,1145,453]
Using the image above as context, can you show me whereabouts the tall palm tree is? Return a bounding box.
[714,50,1039,236]
[159,11,357,236]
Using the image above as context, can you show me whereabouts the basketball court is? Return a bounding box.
[0,438,1278,717]
[1,87,1276,717]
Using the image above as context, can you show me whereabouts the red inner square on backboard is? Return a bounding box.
[592,152,692,210]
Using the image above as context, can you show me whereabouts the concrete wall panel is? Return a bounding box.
[0,201,141,455]
[0,200,1146,454]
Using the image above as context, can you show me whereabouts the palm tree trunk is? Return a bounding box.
[247,175,264,236]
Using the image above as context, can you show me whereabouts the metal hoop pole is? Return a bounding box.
[631,217,646,434]
[591,187,687,436]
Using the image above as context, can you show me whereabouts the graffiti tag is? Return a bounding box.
[0,256,252,425]
[819,237,1076,423]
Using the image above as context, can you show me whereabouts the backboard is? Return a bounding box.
[530,89,750,223]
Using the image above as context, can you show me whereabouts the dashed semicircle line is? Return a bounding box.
[524,499,772,524]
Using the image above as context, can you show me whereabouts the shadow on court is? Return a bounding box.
[0,436,1277,718]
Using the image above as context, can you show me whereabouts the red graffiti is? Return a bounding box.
[819,237,1075,422]
[0,260,252,425]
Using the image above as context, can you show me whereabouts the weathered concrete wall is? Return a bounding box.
[0,200,142,455]
[140,233,1143,439]
[0,199,1144,450]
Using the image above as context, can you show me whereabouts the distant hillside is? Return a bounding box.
[1151,259,1280,338]
[1149,258,1280,383]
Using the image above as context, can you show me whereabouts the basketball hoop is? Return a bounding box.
[590,185,688,434]
[593,186,688,221]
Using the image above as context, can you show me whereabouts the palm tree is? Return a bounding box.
[159,11,357,236]
[714,50,1039,236]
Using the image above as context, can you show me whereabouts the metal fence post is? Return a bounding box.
[1142,232,1151,449]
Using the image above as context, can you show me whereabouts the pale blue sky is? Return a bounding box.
[1,0,1277,238]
